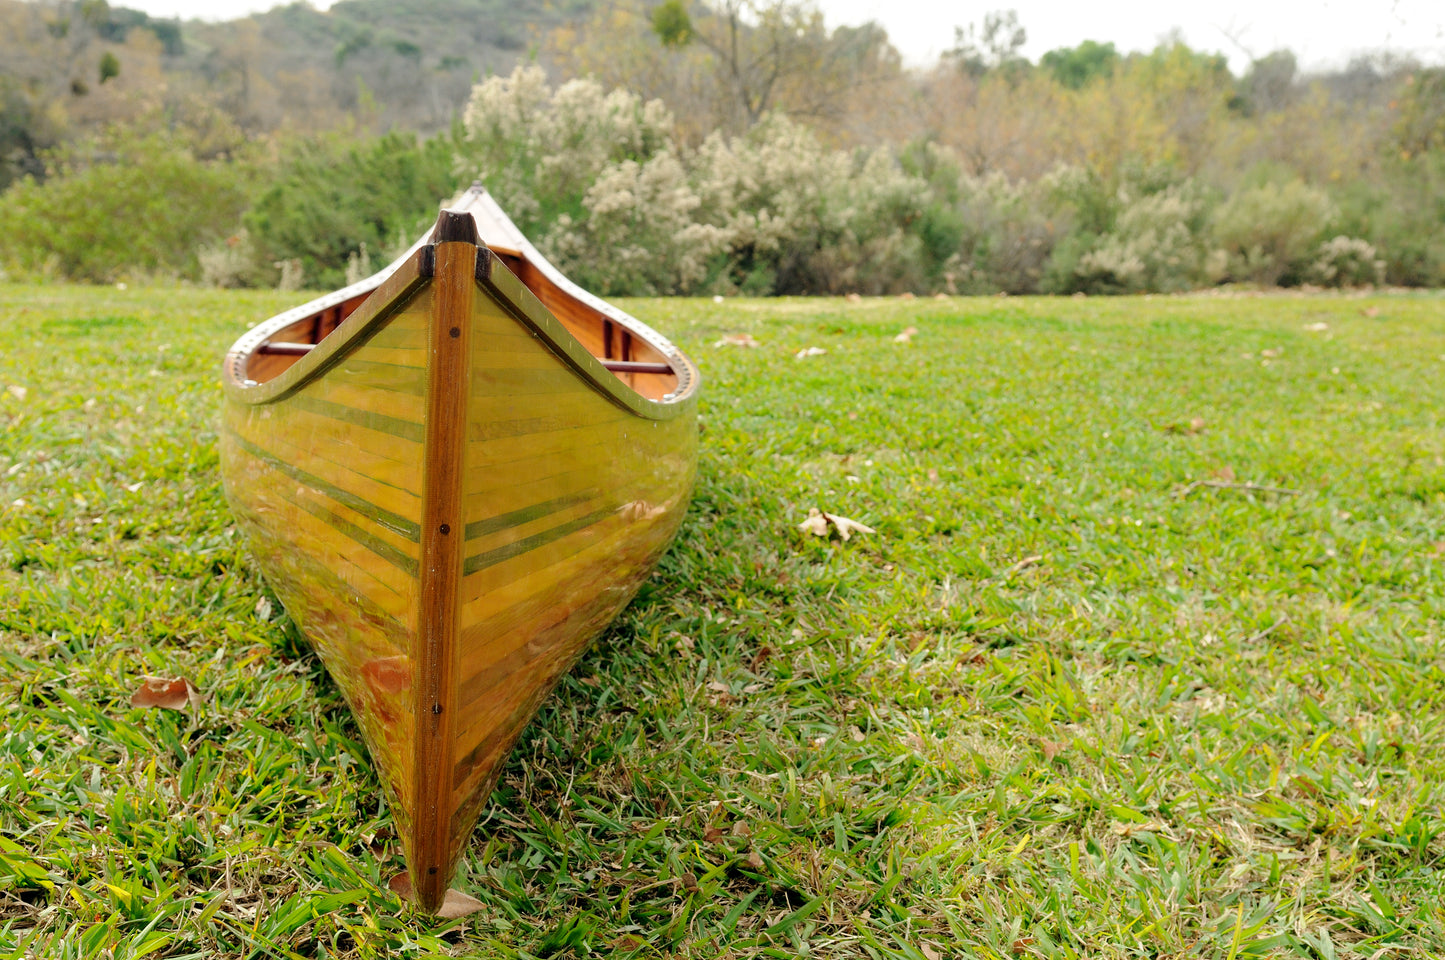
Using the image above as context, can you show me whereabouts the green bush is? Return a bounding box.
[0,129,253,283]
[243,128,465,290]
[1211,179,1335,285]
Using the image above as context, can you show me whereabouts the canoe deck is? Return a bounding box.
[219,188,699,911]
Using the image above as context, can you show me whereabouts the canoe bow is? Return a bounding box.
[219,187,699,911]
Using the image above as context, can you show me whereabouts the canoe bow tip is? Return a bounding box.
[432,208,481,246]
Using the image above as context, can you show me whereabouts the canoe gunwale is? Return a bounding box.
[474,248,698,420]
[221,186,699,422]
[222,249,430,406]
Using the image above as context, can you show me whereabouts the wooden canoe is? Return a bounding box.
[218,184,699,912]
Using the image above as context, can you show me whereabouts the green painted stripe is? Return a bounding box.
[464,490,598,542]
[291,494,419,578]
[290,394,426,443]
[229,432,421,541]
[462,508,612,576]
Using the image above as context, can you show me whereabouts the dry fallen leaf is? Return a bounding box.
[746,849,764,870]
[6,385,26,401]
[845,292,862,303]
[798,508,830,537]
[706,680,730,695]
[130,676,200,711]
[1261,348,1281,358]
[1212,465,1237,482]
[921,946,943,960]
[899,292,916,301]
[795,346,827,359]
[893,326,919,343]
[703,825,726,843]
[1361,306,1380,318]
[1041,739,1067,761]
[798,507,876,541]
[712,333,759,348]
[388,872,485,918]
[1303,321,1329,331]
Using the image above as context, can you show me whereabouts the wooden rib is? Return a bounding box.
[412,235,474,914]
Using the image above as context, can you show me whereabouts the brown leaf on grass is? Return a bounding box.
[899,292,916,301]
[681,871,700,893]
[1361,306,1380,318]
[927,468,940,483]
[748,644,774,672]
[388,872,485,918]
[5,385,26,401]
[1431,541,1445,559]
[712,333,759,348]
[798,507,876,541]
[703,825,726,843]
[1011,937,1037,954]
[131,676,200,711]
[1159,417,1206,435]
[893,326,919,343]
[845,292,862,303]
[746,849,764,870]
[1040,740,1067,761]
[921,946,943,960]
[1212,465,1236,482]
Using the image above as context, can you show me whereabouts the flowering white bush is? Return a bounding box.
[1076,184,1208,292]
[456,70,1393,295]
[460,66,674,237]
[1308,235,1384,287]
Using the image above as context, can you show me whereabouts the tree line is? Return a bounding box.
[0,0,1442,293]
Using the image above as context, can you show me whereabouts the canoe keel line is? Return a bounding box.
[219,187,699,911]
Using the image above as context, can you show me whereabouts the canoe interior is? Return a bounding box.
[244,228,679,402]
[219,190,699,913]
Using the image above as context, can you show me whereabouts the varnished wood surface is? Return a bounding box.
[413,237,474,909]
[219,194,699,913]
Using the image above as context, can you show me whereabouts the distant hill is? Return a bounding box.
[0,0,590,185]
[179,0,592,131]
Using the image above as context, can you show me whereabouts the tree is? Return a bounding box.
[1040,40,1116,89]
[946,10,1027,78]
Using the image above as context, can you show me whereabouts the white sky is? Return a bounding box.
[118,0,1445,72]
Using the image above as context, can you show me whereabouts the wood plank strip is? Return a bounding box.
[412,236,474,914]
[226,430,421,541]
[290,394,426,443]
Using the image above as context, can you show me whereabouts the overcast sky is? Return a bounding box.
[117,0,1445,72]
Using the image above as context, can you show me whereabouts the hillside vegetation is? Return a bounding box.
[0,1,1442,294]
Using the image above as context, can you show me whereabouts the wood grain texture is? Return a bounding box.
[412,239,474,912]
[219,187,699,914]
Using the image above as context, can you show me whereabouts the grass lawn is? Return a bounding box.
[0,283,1443,958]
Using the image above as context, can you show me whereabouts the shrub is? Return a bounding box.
[1211,179,1335,285]
[460,65,674,239]
[243,129,462,290]
[546,151,727,296]
[0,129,252,283]
[1307,236,1383,287]
[1074,183,1209,293]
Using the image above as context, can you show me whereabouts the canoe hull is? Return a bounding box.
[220,201,697,910]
